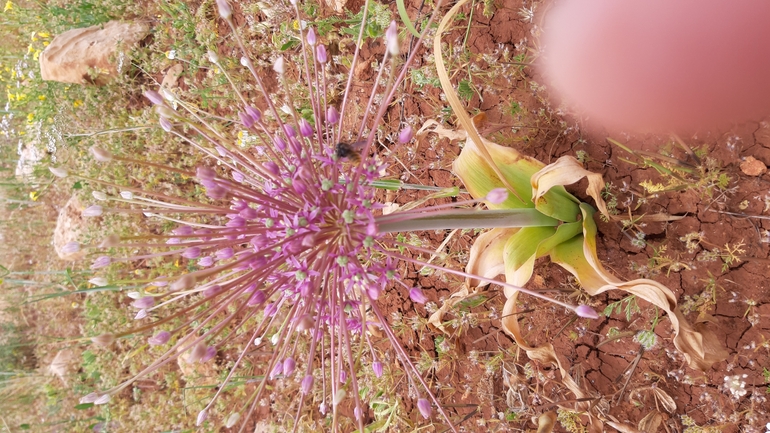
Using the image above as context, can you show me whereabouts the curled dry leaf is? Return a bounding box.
[415,119,466,144]
[536,411,557,433]
[652,387,677,413]
[605,420,642,433]
[637,410,663,433]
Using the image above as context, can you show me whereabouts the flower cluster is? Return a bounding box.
[67,0,597,430]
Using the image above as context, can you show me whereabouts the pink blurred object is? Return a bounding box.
[539,1,770,133]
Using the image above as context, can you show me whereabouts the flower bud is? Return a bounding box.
[144,90,164,105]
[301,374,314,394]
[148,331,171,346]
[273,56,285,75]
[386,21,399,56]
[326,106,339,124]
[196,409,208,426]
[196,166,217,181]
[181,246,201,259]
[224,413,240,428]
[207,50,219,64]
[575,304,600,319]
[216,247,234,260]
[90,256,112,270]
[82,205,103,217]
[247,290,266,307]
[274,135,287,151]
[283,357,296,376]
[94,394,111,405]
[372,361,383,378]
[62,241,80,254]
[170,274,197,291]
[187,343,207,363]
[299,118,313,137]
[159,116,173,132]
[200,346,216,363]
[131,296,155,309]
[89,277,108,287]
[120,191,133,200]
[245,106,261,122]
[90,146,113,162]
[409,287,428,304]
[49,166,68,178]
[293,179,307,195]
[91,333,115,347]
[398,125,414,143]
[80,392,100,404]
[417,398,432,419]
[239,111,255,128]
[156,105,176,119]
[307,27,317,46]
[215,0,231,19]
[269,361,283,379]
[92,191,107,201]
[316,44,328,63]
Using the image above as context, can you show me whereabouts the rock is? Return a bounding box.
[323,0,350,13]
[739,156,767,176]
[53,195,89,261]
[15,139,44,178]
[160,63,184,90]
[40,21,149,85]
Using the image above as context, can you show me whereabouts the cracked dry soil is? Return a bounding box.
[371,0,770,431]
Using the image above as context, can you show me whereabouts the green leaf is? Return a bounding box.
[75,403,94,410]
[458,80,474,100]
[280,40,299,51]
[396,0,421,37]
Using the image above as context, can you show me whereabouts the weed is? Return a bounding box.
[603,295,640,321]
[647,244,690,276]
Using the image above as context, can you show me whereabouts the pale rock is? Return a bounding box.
[53,195,90,261]
[324,0,350,13]
[40,21,150,85]
[160,63,184,90]
[740,156,767,177]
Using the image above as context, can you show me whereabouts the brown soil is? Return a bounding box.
[367,0,770,432]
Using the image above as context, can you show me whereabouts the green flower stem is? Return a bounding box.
[376,208,559,233]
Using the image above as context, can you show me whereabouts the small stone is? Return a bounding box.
[40,21,149,85]
[740,156,767,176]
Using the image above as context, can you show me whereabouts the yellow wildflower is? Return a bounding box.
[73,99,83,108]
[29,191,40,201]
[33,49,40,61]
[38,94,45,100]
[26,112,34,122]
[3,0,12,12]
[38,31,49,38]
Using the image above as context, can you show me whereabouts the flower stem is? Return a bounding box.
[376,208,559,233]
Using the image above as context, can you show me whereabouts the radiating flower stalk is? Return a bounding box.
[60,0,598,431]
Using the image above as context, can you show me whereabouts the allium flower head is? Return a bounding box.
[74,1,595,430]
